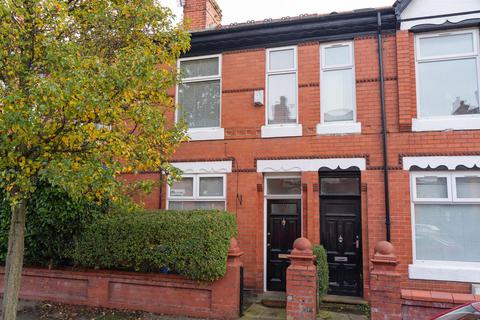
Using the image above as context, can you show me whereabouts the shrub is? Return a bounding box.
[72,210,237,282]
[0,183,108,267]
[313,245,329,301]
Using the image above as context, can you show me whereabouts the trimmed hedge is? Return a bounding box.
[0,183,107,267]
[313,245,329,301]
[72,210,237,282]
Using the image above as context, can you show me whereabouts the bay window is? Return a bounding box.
[177,55,223,140]
[167,174,226,210]
[409,171,480,282]
[413,29,480,131]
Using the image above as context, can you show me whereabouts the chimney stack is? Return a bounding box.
[182,0,222,31]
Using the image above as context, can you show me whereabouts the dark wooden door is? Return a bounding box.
[320,198,362,296]
[267,199,301,292]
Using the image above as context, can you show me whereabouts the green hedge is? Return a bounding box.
[72,210,237,282]
[0,183,107,267]
[313,245,329,301]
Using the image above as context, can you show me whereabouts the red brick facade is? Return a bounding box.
[127,0,480,316]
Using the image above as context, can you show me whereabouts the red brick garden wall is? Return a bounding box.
[0,245,243,319]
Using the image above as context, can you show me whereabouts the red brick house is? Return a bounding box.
[126,0,480,312]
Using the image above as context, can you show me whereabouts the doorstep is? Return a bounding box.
[322,295,368,306]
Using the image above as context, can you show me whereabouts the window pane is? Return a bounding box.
[416,176,448,198]
[324,45,351,67]
[415,204,480,262]
[456,176,480,199]
[271,203,298,215]
[321,177,360,195]
[268,73,297,124]
[322,69,355,122]
[168,201,226,210]
[178,80,221,128]
[418,58,479,117]
[199,177,223,197]
[419,33,474,58]
[269,49,295,71]
[267,178,301,195]
[170,178,194,197]
[180,58,219,78]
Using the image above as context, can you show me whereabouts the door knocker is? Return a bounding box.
[281,218,286,228]
[338,235,344,244]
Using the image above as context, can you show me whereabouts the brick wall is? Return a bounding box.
[183,0,221,31]
[0,241,243,319]
[123,29,480,298]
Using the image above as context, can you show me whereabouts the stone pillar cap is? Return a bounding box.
[227,238,243,257]
[372,241,398,264]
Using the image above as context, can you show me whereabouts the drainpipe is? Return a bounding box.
[377,12,391,242]
[159,170,164,210]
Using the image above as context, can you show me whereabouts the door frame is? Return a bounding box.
[319,170,363,296]
[263,174,303,292]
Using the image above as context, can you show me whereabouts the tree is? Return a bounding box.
[0,1,190,318]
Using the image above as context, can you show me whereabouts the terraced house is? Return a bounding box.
[127,0,480,316]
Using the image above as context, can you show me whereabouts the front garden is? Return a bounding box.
[0,184,237,283]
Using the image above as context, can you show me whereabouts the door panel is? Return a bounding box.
[267,199,301,292]
[320,197,362,296]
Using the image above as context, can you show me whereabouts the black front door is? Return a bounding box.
[267,199,301,292]
[320,173,362,296]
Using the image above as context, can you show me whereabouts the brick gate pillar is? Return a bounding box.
[370,241,402,320]
[287,237,317,320]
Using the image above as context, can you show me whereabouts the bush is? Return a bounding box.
[0,183,108,267]
[313,245,329,301]
[72,210,237,282]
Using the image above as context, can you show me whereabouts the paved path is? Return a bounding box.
[241,303,368,320]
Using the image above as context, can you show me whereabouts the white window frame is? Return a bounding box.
[167,173,227,209]
[413,29,480,132]
[410,172,452,202]
[176,54,224,141]
[264,175,303,199]
[317,41,360,135]
[262,46,302,138]
[452,172,480,203]
[409,170,480,282]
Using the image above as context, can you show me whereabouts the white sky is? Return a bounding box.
[161,0,396,25]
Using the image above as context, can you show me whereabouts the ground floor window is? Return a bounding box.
[411,172,480,264]
[167,174,226,210]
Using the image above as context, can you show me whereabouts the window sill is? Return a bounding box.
[187,128,224,141]
[261,124,303,138]
[412,117,480,132]
[409,263,480,283]
[316,122,361,135]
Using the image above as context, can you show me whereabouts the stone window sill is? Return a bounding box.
[261,124,303,138]
[409,263,480,283]
[187,128,224,141]
[412,117,480,132]
[316,122,361,135]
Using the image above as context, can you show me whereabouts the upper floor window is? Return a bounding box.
[177,55,221,129]
[167,174,226,210]
[320,42,356,123]
[415,30,480,119]
[266,47,298,125]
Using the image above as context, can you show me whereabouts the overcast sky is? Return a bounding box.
[162,0,396,25]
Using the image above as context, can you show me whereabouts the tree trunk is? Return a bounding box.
[1,200,26,320]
